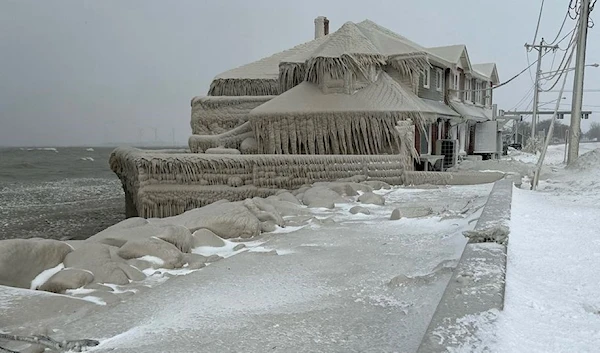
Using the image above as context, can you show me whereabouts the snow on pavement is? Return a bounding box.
[454,143,600,352]
[493,187,600,352]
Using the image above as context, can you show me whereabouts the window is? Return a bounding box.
[435,69,443,91]
[453,71,460,100]
[475,80,482,105]
[485,82,492,106]
[423,67,431,89]
[465,78,471,102]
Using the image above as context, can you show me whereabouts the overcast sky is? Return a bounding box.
[0,0,598,146]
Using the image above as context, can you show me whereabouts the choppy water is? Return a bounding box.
[0,147,125,240]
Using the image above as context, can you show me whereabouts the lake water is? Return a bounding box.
[0,147,124,240]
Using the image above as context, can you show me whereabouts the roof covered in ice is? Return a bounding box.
[249,71,438,115]
[214,20,430,81]
[214,36,329,80]
[472,63,500,84]
[427,45,473,72]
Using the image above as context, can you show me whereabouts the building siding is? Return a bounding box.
[384,65,417,94]
[418,65,445,101]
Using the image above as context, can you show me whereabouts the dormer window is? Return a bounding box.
[465,78,472,102]
[474,80,482,105]
[435,69,443,91]
[423,67,431,89]
[453,71,460,100]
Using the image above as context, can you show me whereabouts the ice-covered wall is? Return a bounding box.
[110,147,408,218]
[190,95,274,135]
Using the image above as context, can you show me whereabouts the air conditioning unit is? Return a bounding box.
[435,139,459,169]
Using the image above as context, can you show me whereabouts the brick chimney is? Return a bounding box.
[314,16,328,39]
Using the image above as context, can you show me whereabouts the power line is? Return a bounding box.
[510,83,537,110]
[548,2,575,44]
[491,50,552,91]
[569,0,579,20]
[531,0,546,47]
[539,21,579,92]
[526,51,537,84]
[452,50,552,94]
[545,89,600,92]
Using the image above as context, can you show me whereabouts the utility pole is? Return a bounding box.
[568,0,591,165]
[525,39,559,143]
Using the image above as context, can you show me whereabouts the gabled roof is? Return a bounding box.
[311,21,384,58]
[427,45,473,72]
[472,63,500,84]
[214,36,329,81]
[209,19,497,96]
[356,20,425,55]
[214,20,431,82]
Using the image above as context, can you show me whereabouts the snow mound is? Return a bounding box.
[566,148,600,172]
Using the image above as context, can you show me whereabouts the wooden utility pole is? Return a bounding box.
[524,39,558,141]
[568,0,592,165]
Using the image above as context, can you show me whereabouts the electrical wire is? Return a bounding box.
[539,21,579,90]
[531,0,546,48]
[540,42,578,92]
[569,0,579,19]
[526,51,536,84]
[548,5,573,45]
[541,50,559,84]
[490,50,552,91]
[540,46,576,92]
[509,83,537,111]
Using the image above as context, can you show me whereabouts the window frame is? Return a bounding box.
[423,67,431,89]
[453,71,460,100]
[435,69,443,91]
[464,77,472,102]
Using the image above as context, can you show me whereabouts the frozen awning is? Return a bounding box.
[450,102,492,122]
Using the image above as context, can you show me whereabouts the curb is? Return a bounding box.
[417,179,513,352]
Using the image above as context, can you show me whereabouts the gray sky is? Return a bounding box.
[0,0,598,146]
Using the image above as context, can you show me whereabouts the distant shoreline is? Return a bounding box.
[0,144,189,149]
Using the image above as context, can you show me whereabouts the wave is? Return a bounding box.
[23,147,59,153]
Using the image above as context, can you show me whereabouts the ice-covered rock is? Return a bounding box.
[0,239,72,289]
[302,186,345,208]
[167,201,263,239]
[39,268,95,294]
[350,206,371,215]
[156,225,194,253]
[64,243,131,285]
[192,229,227,248]
[358,192,385,206]
[118,238,185,269]
[362,180,392,190]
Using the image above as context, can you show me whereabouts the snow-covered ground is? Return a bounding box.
[3,143,599,352]
[0,183,492,353]
[455,142,600,353]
